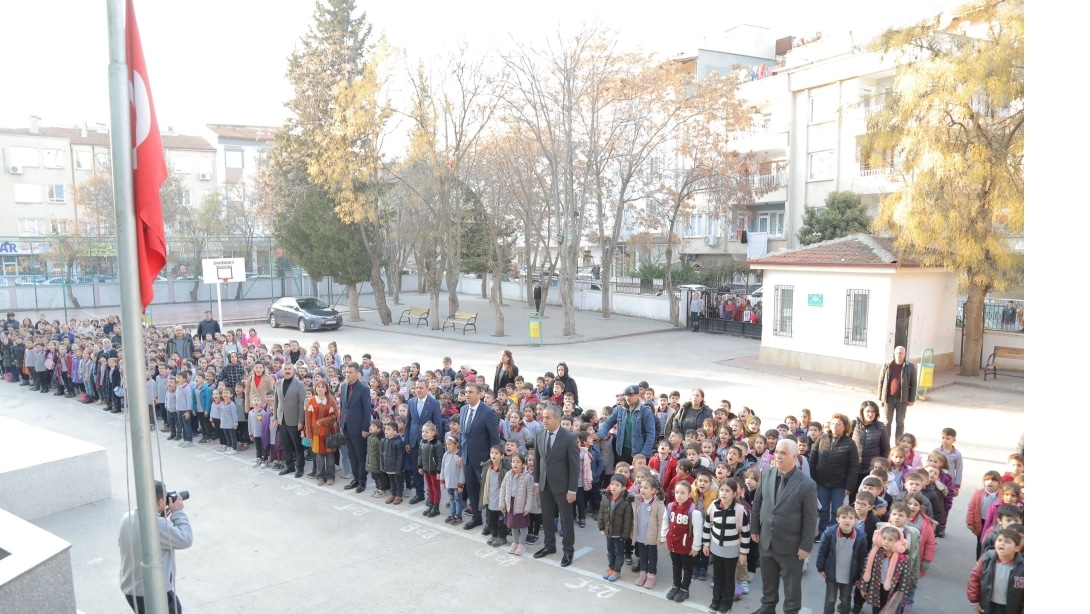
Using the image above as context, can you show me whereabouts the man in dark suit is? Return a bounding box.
[340,362,373,493]
[405,380,442,504]
[273,363,308,478]
[750,439,819,614]
[459,383,498,530]
[533,406,579,567]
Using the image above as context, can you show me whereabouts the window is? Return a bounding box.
[774,285,794,337]
[95,152,111,168]
[226,149,244,169]
[43,149,65,168]
[809,94,836,123]
[75,150,93,170]
[47,185,65,203]
[9,146,39,167]
[808,150,834,181]
[684,215,703,238]
[181,189,191,206]
[13,184,42,203]
[50,220,68,235]
[756,212,785,238]
[844,289,870,346]
[18,219,46,236]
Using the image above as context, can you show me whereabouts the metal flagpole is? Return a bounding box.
[106,1,169,612]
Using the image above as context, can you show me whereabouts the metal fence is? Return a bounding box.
[957,297,1024,332]
[0,235,302,312]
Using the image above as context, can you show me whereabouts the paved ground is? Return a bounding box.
[3,295,1023,614]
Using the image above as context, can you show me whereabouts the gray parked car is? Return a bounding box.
[268,297,343,332]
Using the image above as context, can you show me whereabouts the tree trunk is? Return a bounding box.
[359,221,392,325]
[390,268,402,305]
[560,242,577,336]
[481,274,488,298]
[65,260,81,308]
[665,246,679,326]
[346,281,360,320]
[445,263,460,315]
[600,245,612,318]
[490,268,504,337]
[189,279,201,302]
[959,281,990,377]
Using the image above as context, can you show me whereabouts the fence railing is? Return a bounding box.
[957,297,1023,332]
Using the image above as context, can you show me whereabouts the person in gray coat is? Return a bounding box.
[274,363,308,478]
[877,346,917,445]
[750,439,819,614]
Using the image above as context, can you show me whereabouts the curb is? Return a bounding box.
[334,315,685,346]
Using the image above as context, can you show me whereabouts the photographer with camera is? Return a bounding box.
[118,481,193,613]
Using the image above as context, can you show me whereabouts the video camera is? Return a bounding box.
[167,490,190,504]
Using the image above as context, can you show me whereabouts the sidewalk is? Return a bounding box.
[347,291,679,346]
[24,298,273,330]
[720,354,1024,395]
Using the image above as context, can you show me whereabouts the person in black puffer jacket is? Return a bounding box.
[555,362,578,405]
[809,413,859,534]
[852,400,890,494]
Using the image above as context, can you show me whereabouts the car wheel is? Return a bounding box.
[269,313,278,328]
[298,318,307,332]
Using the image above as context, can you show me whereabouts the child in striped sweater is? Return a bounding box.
[702,478,751,613]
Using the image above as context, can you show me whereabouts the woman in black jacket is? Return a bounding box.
[555,362,578,404]
[809,413,860,534]
[852,400,890,492]
[669,388,713,438]
[494,350,519,394]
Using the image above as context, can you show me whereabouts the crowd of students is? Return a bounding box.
[0,311,1023,613]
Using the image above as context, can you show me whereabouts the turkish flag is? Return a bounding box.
[126,0,167,312]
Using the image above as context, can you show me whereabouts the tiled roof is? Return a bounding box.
[748,234,916,267]
[161,134,215,151]
[0,126,214,150]
[206,124,278,143]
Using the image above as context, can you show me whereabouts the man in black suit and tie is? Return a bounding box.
[460,383,498,530]
[749,439,819,614]
[533,406,580,567]
[406,380,442,504]
[340,362,373,493]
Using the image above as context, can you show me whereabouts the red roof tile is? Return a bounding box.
[748,234,916,267]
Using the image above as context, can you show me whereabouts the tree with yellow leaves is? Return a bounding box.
[864,0,1023,376]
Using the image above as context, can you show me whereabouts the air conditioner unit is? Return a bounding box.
[703,236,720,246]
[8,165,23,175]
[199,172,211,181]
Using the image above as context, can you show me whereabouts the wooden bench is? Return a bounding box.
[398,306,430,327]
[442,311,478,334]
[984,345,1024,380]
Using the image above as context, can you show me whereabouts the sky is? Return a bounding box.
[0,0,961,137]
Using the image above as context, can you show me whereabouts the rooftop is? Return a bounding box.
[747,233,918,267]
[0,125,214,150]
[206,124,278,143]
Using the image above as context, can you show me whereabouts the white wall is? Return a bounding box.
[759,267,894,366]
[496,279,673,322]
[886,269,959,361]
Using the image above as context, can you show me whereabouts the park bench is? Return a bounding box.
[442,311,478,334]
[398,306,430,327]
[984,345,1024,380]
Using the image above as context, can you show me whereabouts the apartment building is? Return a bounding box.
[0,117,216,276]
[678,28,907,268]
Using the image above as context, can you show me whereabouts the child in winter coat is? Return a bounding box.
[816,504,868,614]
[631,476,666,590]
[381,422,405,504]
[661,480,703,604]
[967,529,1024,614]
[599,475,635,582]
[417,422,445,517]
[366,421,385,497]
[702,477,751,613]
[856,526,911,612]
[480,445,509,547]
[499,453,535,555]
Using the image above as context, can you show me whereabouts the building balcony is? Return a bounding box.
[730,125,788,157]
[849,162,903,195]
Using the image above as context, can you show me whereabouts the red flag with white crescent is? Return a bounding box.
[126,0,167,311]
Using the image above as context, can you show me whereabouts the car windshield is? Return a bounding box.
[295,298,329,310]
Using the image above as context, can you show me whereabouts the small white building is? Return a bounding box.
[748,234,957,381]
